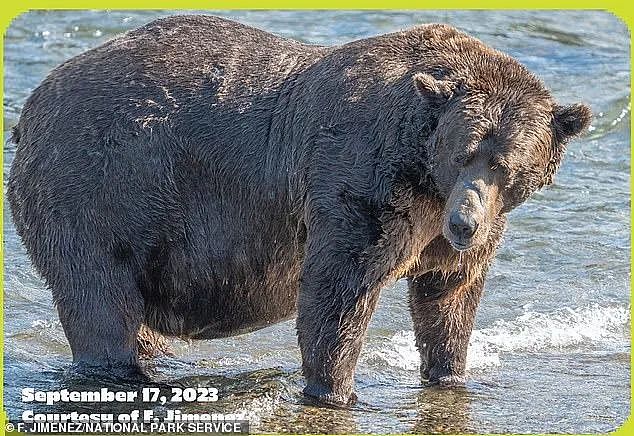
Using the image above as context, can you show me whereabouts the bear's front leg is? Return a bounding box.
[407,269,486,384]
[297,222,386,406]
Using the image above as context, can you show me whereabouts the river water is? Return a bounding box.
[3,10,630,433]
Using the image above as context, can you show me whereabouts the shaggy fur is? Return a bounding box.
[8,15,591,405]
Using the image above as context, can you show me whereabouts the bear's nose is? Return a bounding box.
[449,211,478,240]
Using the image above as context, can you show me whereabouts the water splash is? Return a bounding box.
[369,304,630,372]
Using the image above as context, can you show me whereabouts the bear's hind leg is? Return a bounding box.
[53,265,146,379]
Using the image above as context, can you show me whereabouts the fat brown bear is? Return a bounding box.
[7,15,591,406]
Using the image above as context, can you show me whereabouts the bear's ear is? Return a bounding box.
[545,103,592,186]
[552,103,592,143]
[412,73,454,105]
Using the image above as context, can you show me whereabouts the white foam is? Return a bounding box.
[370,330,418,371]
[231,391,282,427]
[31,319,61,330]
[369,304,630,372]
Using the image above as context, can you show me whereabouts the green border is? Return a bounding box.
[0,3,631,436]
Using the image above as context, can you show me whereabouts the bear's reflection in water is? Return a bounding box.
[413,385,473,434]
[33,363,477,434]
[258,380,475,434]
[260,404,358,434]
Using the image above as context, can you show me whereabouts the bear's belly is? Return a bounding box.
[185,308,298,340]
[143,278,300,339]
[140,242,303,339]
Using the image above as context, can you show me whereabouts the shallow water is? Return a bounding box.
[2,10,630,433]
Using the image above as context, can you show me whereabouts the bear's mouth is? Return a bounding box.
[445,237,472,252]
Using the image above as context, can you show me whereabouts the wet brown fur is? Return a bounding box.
[7,16,591,405]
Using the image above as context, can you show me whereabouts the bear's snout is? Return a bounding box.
[448,210,479,242]
[443,186,486,251]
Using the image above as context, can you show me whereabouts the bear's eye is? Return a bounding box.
[452,151,471,166]
[490,157,513,188]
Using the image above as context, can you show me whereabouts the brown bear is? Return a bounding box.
[7,15,591,406]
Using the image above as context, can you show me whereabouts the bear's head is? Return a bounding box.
[413,68,591,252]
